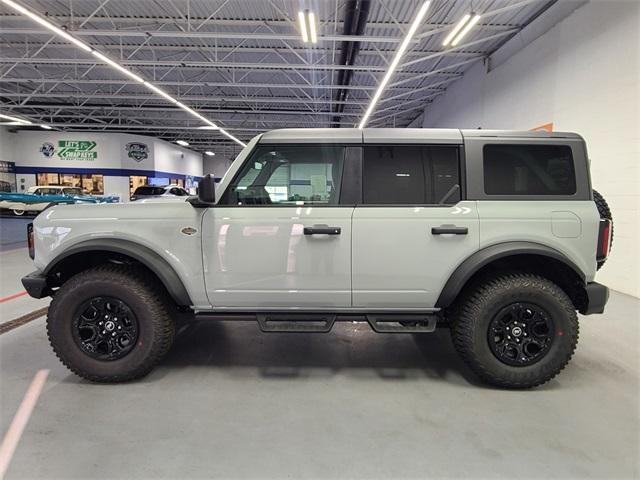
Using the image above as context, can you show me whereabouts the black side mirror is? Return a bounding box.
[197,174,216,204]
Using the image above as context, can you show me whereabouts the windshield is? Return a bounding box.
[62,187,84,196]
[134,186,165,196]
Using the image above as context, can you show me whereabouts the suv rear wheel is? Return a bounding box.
[450,273,578,388]
[47,265,175,382]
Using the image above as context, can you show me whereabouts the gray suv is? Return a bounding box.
[22,128,612,388]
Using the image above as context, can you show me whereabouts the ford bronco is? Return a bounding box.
[22,129,612,388]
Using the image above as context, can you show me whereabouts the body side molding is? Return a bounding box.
[435,241,586,308]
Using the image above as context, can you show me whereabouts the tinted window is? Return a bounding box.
[134,186,165,196]
[483,144,576,195]
[224,145,345,205]
[363,146,460,205]
[62,187,83,196]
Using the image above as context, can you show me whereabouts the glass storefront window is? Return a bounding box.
[129,176,147,196]
[37,173,104,194]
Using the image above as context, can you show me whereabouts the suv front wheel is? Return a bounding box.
[47,265,175,382]
[450,273,578,388]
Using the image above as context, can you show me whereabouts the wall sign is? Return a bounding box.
[125,142,149,162]
[57,140,97,160]
[40,142,55,157]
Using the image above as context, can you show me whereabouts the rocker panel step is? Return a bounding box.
[256,313,337,333]
[366,315,438,333]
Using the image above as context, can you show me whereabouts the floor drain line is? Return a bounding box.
[0,307,48,335]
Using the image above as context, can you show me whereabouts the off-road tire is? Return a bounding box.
[450,273,578,389]
[593,189,613,270]
[47,265,175,382]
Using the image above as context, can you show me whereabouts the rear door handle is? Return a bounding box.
[431,226,468,235]
[304,225,341,235]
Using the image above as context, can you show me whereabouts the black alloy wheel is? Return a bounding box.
[72,296,139,361]
[487,302,554,366]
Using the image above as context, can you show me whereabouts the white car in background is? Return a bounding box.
[130,185,190,201]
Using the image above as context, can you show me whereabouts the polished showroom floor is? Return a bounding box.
[0,218,638,479]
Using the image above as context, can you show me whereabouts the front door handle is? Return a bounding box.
[431,225,468,235]
[304,224,341,235]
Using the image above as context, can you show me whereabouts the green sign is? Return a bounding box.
[57,140,97,160]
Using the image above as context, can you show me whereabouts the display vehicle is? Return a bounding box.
[130,185,190,201]
[22,129,612,388]
[0,185,118,216]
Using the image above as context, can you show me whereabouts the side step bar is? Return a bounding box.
[366,315,438,333]
[257,313,336,333]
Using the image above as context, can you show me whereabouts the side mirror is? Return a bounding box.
[197,174,216,204]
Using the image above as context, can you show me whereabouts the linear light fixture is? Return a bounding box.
[176,140,189,147]
[442,14,471,46]
[447,13,481,47]
[204,151,216,156]
[40,124,52,129]
[0,113,31,124]
[0,0,246,147]
[358,1,430,129]
[298,10,318,44]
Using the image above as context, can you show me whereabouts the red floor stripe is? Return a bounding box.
[0,291,28,303]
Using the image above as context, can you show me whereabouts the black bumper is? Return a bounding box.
[579,282,609,315]
[21,271,52,299]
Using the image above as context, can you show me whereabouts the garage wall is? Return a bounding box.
[422,1,640,298]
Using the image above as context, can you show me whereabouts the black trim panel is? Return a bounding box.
[42,239,192,306]
[21,271,51,299]
[435,242,586,308]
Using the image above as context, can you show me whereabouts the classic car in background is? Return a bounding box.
[0,185,119,216]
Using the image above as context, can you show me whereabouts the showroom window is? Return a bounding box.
[363,145,461,205]
[483,144,576,195]
[36,172,104,195]
[223,145,345,205]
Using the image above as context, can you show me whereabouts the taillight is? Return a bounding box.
[597,218,612,261]
[27,223,34,260]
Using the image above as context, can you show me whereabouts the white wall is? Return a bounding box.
[422,0,639,297]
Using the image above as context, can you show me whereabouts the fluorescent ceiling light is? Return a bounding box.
[143,81,177,104]
[197,126,219,130]
[40,124,52,129]
[298,11,309,43]
[308,12,318,43]
[0,113,31,124]
[442,14,471,46]
[451,14,481,46]
[2,0,245,147]
[204,151,215,156]
[92,51,144,83]
[1,0,92,52]
[358,1,430,129]
[176,140,189,147]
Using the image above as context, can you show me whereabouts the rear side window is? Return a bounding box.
[363,145,461,205]
[483,144,576,195]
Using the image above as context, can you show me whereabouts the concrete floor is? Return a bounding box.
[0,233,638,478]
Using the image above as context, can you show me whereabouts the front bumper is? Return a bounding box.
[579,282,609,315]
[21,271,52,299]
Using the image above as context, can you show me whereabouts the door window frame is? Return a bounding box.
[356,143,466,207]
[218,143,357,207]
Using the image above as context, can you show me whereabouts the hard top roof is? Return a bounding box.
[258,128,582,144]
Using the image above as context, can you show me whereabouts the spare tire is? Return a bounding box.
[593,189,613,270]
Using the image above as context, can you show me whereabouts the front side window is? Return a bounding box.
[224,145,345,205]
[363,145,461,205]
[483,144,576,195]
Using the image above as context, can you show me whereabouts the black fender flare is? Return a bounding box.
[435,241,586,308]
[43,238,192,306]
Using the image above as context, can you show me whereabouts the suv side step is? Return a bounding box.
[256,313,336,333]
[366,315,438,333]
